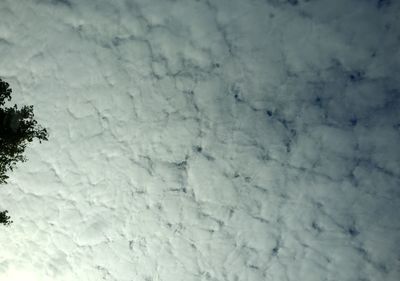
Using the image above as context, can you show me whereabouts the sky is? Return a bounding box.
[0,0,399,280]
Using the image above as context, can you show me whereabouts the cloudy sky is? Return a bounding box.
[0,0,399,280]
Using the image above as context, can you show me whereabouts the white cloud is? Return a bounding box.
[0,0,399,280]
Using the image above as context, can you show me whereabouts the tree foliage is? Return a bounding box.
[0,78,49,226]
[0,210,12,226]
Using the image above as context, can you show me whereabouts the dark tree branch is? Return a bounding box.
[0,78,49,226]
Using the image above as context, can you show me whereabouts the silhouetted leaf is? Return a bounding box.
[0,78,49,225]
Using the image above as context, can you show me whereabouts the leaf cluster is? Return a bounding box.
[0,78,49,225]
[0,210,12,226]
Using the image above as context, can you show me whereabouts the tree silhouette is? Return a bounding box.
[0,78,49,226]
